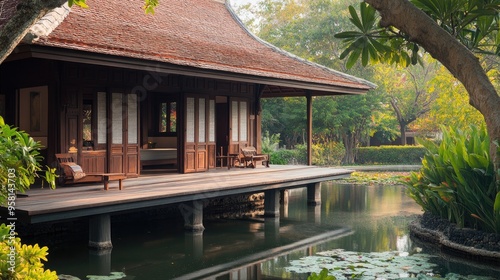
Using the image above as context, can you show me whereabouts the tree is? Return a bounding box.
[0,0,158,64]
[336,0,500,174]
[243,0,387,163]
[412,64,485,134]
[374,57,440,145]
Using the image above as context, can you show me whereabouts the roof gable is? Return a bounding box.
[31,0,374,93]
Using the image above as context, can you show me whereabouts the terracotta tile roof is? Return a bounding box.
[33,0,374,92]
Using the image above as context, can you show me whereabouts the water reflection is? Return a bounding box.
[49,183,498,280]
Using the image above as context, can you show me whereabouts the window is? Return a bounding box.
[83,101,93,141]
[157,100,177,135]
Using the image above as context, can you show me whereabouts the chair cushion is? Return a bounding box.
[60,162,86,181]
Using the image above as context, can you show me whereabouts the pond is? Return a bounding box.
[44,183,499,279]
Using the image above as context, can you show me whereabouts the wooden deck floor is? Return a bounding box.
[4,165,352,224]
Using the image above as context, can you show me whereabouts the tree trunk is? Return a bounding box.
[342,132,359,164]
[0,0,66,63]
[400,123,407,146]
[366,0,500,176]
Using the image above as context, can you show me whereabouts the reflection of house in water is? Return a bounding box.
[1,0,374,175]
[83,219,353,279]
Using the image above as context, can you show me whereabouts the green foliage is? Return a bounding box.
[411,0,500,54]
[261,131,280,154]
[308,268,336,280]
[356,145,426,165]
[310,141,346,166]
[268,141,345,166]
[335,0,500,68]
[0,224,57,279]
[335,2,420,68]
[270,148,305,165]
[405,125,500,233]
[68,0,89,9]
[68,0,158,14]
[0,116,56,205]
[339,171,411,185]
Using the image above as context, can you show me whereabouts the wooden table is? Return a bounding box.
[88,173,126,190]
[216,154,238,169]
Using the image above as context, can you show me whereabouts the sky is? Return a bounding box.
[229,0,254,8]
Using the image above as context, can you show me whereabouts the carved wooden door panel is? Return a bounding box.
[108,92,139,176]
[184,95,211,173]
[228,98,249,155]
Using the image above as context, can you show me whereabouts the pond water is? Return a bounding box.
[44,183,499,279]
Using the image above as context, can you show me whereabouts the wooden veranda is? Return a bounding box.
[2,165,352,249]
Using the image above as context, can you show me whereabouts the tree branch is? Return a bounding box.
[0,0,66,64]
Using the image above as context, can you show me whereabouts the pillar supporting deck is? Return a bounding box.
[180,200,205,232]
[89,214,113,249]
[264,189,280,217]
[307,182,321,206]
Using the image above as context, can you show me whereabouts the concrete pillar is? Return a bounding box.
[179,200,205,232]
[307,183,321,206]
[88,214,113,249]
[264,189,280,217]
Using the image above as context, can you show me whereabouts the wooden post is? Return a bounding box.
[180,200,205,232]
[307,182,321,206]
[306,93,313,166]
[88,214,113,249]
[264,189,280,217]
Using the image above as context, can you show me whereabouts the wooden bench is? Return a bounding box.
[240,146,270,168]
[55,153,126,190]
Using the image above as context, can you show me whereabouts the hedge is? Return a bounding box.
[356,145,425,164]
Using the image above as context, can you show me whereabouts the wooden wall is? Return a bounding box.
[0,57,259,175]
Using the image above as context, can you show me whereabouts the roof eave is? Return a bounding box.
[10,45,370,96]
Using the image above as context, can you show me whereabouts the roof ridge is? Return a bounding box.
[225,1,376,89]
[23,2,71,43]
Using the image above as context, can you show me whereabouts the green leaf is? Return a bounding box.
[494,192,500,216]
[348,5,364,31]
[346,47,362,69]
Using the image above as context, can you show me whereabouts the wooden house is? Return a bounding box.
[0,0,374,176]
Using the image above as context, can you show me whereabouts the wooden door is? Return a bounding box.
[108,92,140,176]
[184,96,213,173]
[229,98,249,155]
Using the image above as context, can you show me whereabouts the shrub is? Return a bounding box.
[356,145,425,164]
[310,141,345,166]
[0,224,57,279]
[405,125,500,233]
[270,148,305,165]
[0,116,58,278]
[261,131,280,154]
[0,116,56,203]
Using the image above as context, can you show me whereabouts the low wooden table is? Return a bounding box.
[88,173,126,190]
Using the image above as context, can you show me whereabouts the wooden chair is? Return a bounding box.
[240,146,270,168]
[55,153,126,190]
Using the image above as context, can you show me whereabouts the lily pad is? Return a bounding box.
[286,249,496,280]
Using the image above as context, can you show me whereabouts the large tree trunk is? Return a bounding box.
[400,124,407,146]
[366,0,500,174]
[0,0,66,64]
